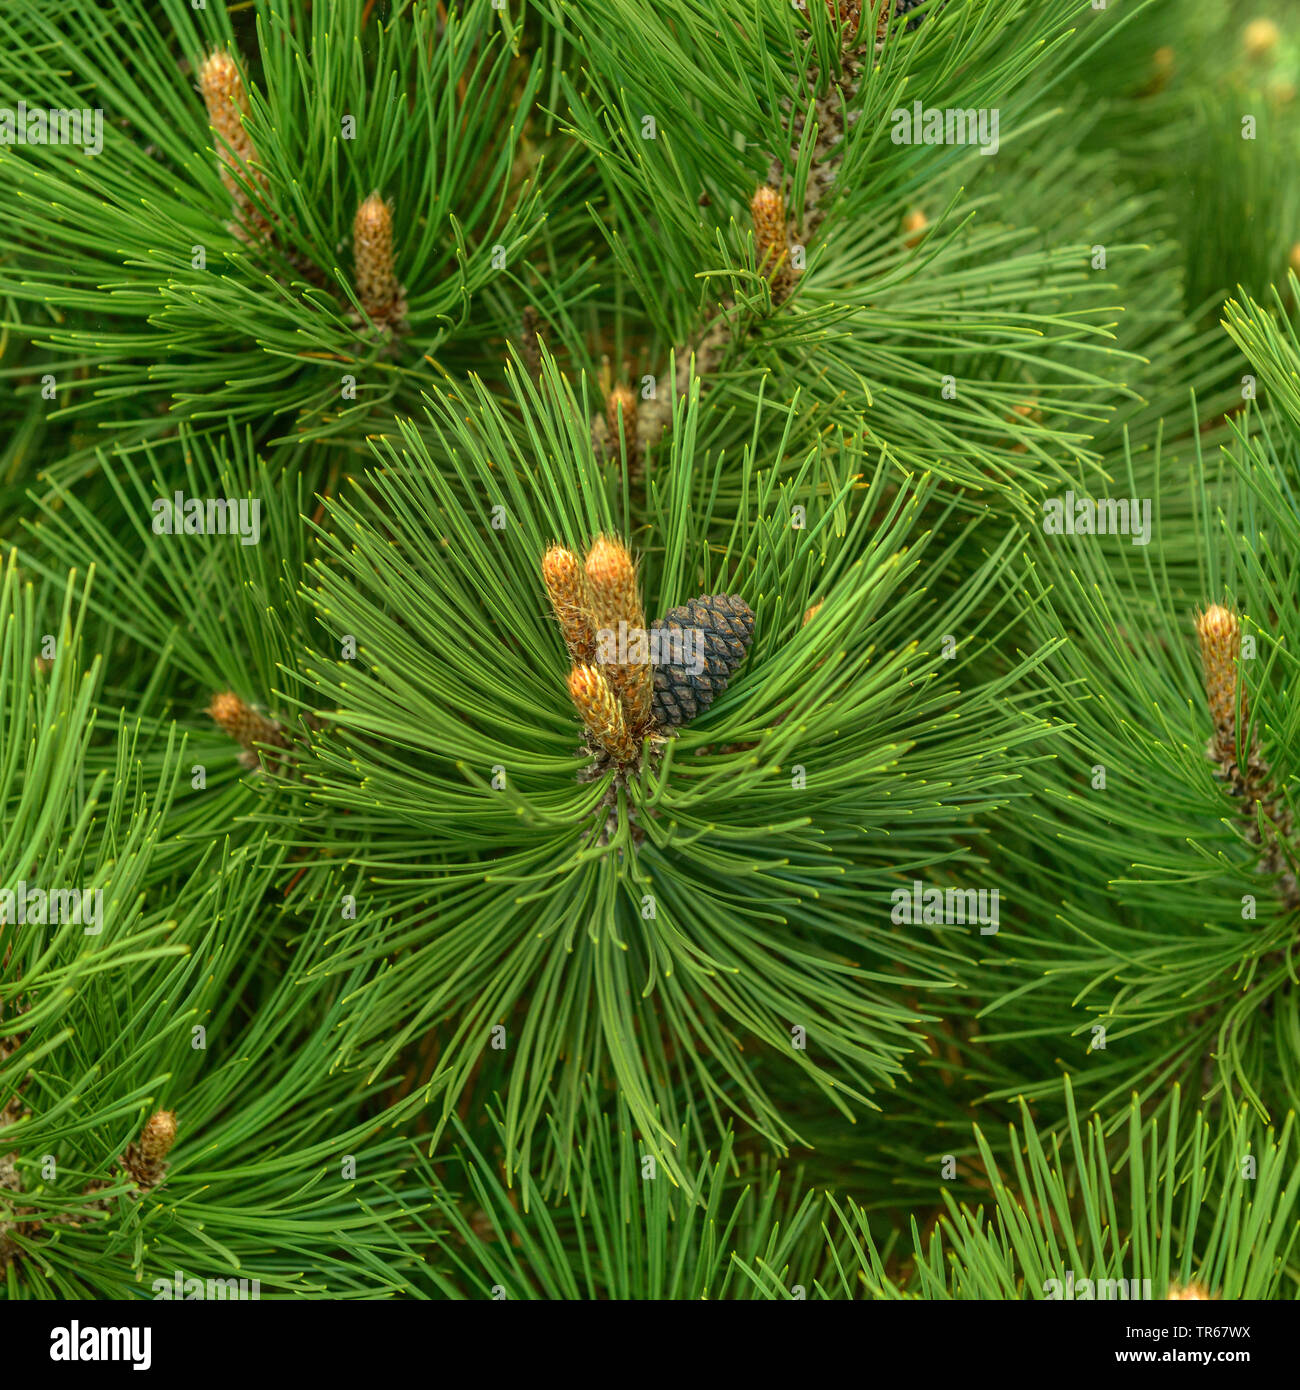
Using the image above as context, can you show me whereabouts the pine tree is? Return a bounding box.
[3,0,1300,1310]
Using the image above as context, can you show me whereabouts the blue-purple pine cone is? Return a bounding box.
[650,594,755,729]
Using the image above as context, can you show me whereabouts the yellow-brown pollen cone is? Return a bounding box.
[207,691,282,752]
[606,384,638,465]
[542,545,597,665]
[750,185,797,303]
[198,49,267,234]
[567,664,637,762]
[1195,604,1244,733]
[353,192,402,325]
[584,536,652,731]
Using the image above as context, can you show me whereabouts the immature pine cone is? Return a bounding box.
[750,186,797,305]
[606,384,639,467]
[1196,604,1244,736]
[651,594,755,728]
[207,691,291,772]
[542,546,597,664]
[198,50,267,236]
[568,665,638,763]
[121,1109,177,1190]
[1194,605,1299,909]
[585,535,652,730]
[353,192,407,331]
[208,691,284,751]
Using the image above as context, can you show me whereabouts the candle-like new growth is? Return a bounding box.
[1195,605,1298,910]
[207,690,285,753]
[606,384,638,467]
[585,535,652,730]
[121,1109,178,1190]
[542,546,597,664]
[567,664,638,763]
[1196,603,1244,734]
[750,185,797,304]
[198,49,267,236]
[353,192,407,333]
